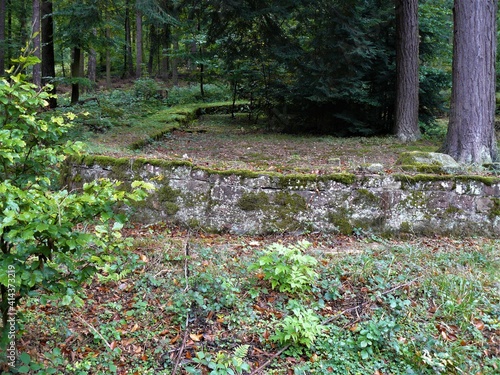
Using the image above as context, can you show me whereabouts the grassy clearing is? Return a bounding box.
[10,227,500,374]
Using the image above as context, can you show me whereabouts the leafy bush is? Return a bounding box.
[166,84,231,105]
[271,302,323,349]
[133,78,161,100]
[249,241,318,293]
[0,66,152,347]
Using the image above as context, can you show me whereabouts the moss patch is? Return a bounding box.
[237,192,270,211]
[327,208,353,235]
[157,185,181,215]
[353,188,380,205]
[274,192,307,211]
[276,173,355,189]
[490,198,500,219]
[395,173,500,187]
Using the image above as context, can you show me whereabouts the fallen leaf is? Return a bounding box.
[189,333,203,342]
[473,319,485,331]
[130,323,140,333]
[170,335,180,344]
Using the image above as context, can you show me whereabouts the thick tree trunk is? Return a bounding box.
[135,9,142,78]
[32,0,41,88]
[41,0,56,107]
[394,0,420,142]
[443,0,498,164]
[0,0,6,75]
[71,47,81,105]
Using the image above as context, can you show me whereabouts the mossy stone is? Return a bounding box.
[327,208,353,235]
[237,192,270,211]
[396,151,461,174]
[490,198,500,218]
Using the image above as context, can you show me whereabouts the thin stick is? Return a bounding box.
[250,344,290,375]
[74,312,113,350]
[323,277,421,325]
[171,233,192,375]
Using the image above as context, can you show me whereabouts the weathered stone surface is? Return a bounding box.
[361,163,385,173]
[397,151,462,174]
[67,159,500,237]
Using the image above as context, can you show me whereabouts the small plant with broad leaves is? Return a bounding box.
[348,318,399,360]
[271,301,324,351]
[0,59,153,353]
[249,240,318,293]
[186,345,251,375]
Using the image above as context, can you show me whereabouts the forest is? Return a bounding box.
[0,1,472,138]
[1,0,500,374]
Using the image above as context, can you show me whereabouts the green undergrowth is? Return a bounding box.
[7,231,500,374]
[53,83,246,155]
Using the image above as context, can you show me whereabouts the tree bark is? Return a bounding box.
[32,0,42,88]
[147,24,156,76]
[123,1,134,78]
[0,0,6,75]
[135,8,142,78]
[394,0,420,142]
[443,0,498,164]
[160,24,170,80]
[88,30,97,89]
[106,27,111,89]
[71,47,81,104]
[41,0,56,107]
[172,37,179,86]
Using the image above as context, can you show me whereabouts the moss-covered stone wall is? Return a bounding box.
[66,156,500,237]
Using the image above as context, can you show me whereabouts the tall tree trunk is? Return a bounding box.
[32,0,41,88]
[172,37,179,86]
[41,0,56,107]
[167,3,178,84]
[443,0,498,164]
[71,47,81,104]
[160,24,170,80]
[88,47,96,85]
[394,0,420,142]
[135,8,142,78]
[106,27,111,89]
[0,0,6,75]
[6,0,11,68]
[88,29,97,89]
[147,24,156,76]
[123,1,134,78]
[19,1,28,53]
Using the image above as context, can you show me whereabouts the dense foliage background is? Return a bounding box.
[0,0,455,135]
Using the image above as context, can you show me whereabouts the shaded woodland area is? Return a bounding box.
[1,0,498,163]
[1,1,500,374]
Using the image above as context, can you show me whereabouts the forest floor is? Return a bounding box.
[12,225,500,375]
[9,90,497,374]
[139,114,442,175]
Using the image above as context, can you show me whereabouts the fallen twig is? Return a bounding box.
[250,344,291,375]
[323,277,422,325]
[73,312,113,351]
[171,232,192,375]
